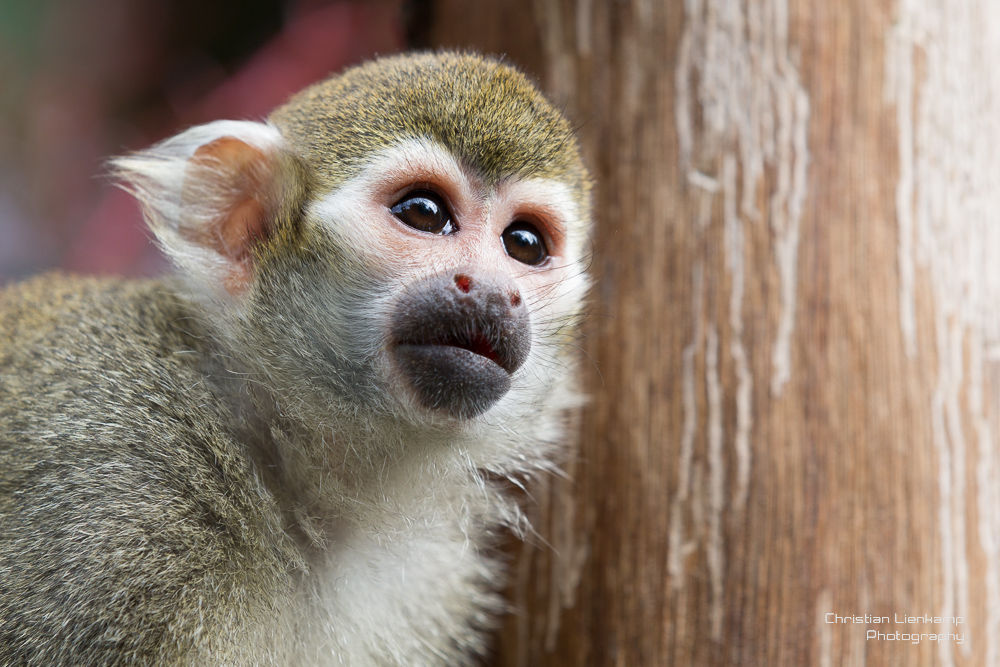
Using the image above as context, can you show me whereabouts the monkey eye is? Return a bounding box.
[391,191,456,235]
[502,222,548,265]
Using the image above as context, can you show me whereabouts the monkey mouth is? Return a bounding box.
[392,326,516,417]
[392,339,512,420]
[389,271,531,420]
[400,330,508,371]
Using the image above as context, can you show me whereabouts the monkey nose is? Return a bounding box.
[451,272,524,310]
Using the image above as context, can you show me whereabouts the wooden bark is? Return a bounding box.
[432,1,1000,664]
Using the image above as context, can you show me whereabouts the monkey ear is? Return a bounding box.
[113,120,302,299]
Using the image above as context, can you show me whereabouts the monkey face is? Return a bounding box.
[301,137,590,424]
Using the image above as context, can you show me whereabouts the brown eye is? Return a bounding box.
[391,191,456,234]
[502,222,548,265]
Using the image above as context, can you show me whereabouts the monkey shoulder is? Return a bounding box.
[0,274,295,665]
[0,274,242,483]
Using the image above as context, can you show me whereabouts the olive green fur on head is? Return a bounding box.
[271,51,591,197]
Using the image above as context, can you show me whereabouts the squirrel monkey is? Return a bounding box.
[0,52,591,665]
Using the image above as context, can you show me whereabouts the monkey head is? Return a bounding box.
[115,52,592,447]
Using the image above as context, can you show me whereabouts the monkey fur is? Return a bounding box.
[0,52,591,665]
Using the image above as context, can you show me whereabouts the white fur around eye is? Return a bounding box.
[307,138,474,255]
[308,137,589,270]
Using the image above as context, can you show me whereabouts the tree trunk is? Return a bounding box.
[431,1,1000,664]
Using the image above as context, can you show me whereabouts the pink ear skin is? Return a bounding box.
[186,137,278,296]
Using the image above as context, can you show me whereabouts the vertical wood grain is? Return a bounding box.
[430,1,1000,664]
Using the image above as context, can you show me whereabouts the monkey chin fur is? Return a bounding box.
[0,52,591,666]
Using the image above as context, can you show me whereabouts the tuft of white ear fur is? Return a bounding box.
[112,120,286,302]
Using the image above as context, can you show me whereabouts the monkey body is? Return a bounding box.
[0,53,591,665]
[1,275,504,664]
[1,276,295,663]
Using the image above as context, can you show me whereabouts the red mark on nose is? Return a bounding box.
[454,274,472,293]
[510,292,521,307]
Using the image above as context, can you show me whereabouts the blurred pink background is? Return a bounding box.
[0,0,405,283]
